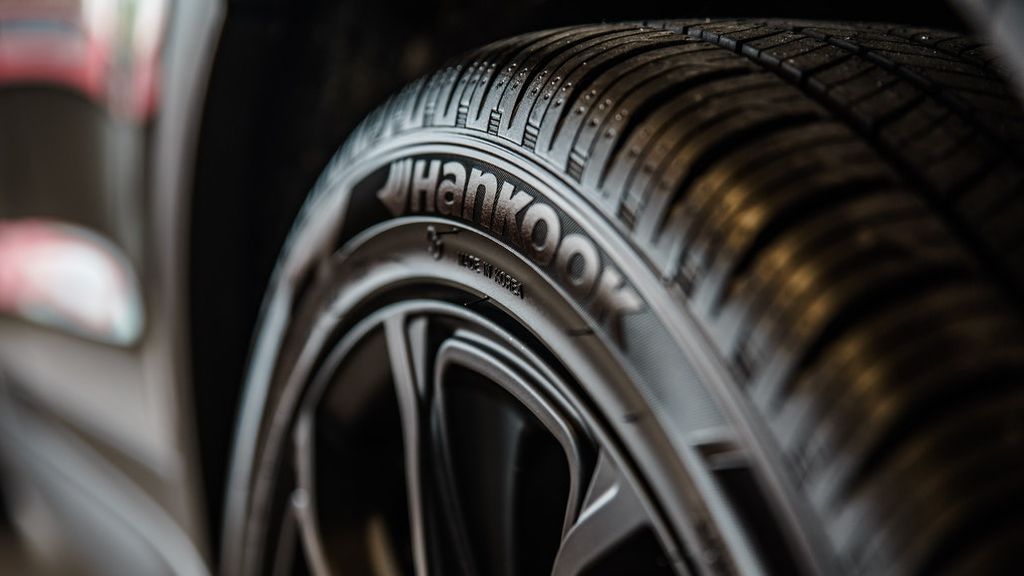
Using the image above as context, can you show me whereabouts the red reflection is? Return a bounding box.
[0,219,144,345]
[0,0,167,119]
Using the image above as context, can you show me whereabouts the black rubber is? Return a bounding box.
[284,19,1024,575]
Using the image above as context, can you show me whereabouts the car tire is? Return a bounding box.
[223,20,1024,576]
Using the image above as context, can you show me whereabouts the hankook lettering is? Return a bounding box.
[376,158,644,338]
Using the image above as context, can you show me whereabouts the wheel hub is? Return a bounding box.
[268,302,677,575]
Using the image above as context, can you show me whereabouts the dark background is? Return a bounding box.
[190,0,969,557]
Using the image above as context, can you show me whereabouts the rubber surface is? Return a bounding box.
[324,20,1024,575]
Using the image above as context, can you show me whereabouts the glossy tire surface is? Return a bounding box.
[225,20,1024,576]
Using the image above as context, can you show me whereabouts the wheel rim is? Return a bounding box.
[265,301,678,576]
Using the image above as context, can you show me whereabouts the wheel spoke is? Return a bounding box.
[292,413,334,576]
[277,304,676,576]
[551,452,651,576]
[384,314,430,576]
[433,337,589,576]
[434,378,526,576]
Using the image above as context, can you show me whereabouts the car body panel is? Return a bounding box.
[0,0,222,573]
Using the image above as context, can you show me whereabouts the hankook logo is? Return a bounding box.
[376,158,644,339]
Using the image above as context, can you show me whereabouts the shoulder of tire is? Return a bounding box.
[338,20,1024,574]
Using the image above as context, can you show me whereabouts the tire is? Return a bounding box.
[223,20,1024,576]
